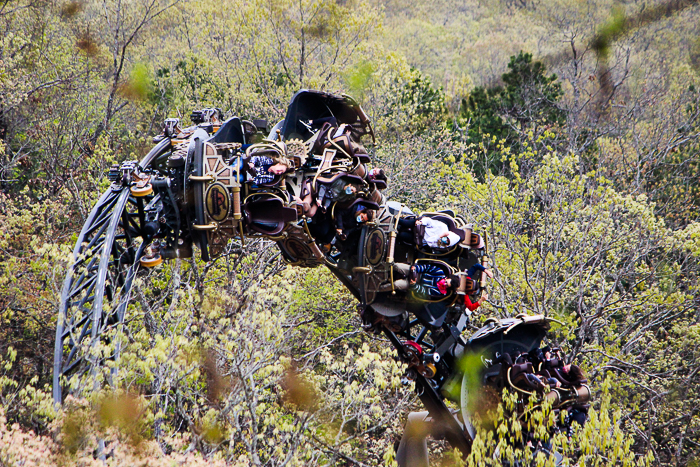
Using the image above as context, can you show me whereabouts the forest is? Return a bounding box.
[1,0,699,465]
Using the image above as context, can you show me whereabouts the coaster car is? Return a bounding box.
[184,89,380,261]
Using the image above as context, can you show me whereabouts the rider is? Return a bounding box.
[464,291,488,311]
[335,206,373,241]
[465,263,494,284]
[328,178,362,204]
[245,153,292,185]
[380,263,459,299]
[397,216,460,249]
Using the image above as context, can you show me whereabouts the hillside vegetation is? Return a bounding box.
[1,0,699,465]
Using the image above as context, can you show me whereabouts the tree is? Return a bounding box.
[457,52,565,175]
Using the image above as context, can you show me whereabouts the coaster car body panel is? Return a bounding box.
[281,89,372,141]
[466,316,550,362]
[207,117,245,144]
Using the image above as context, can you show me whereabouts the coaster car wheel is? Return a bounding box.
[402,340,423,365]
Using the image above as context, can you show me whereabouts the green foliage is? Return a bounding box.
[119,63,154,102]
[398,68,446,120]
[344,60,377,100]
[457,52,564,175]
[643,85,700,227]
[363,59,448,137]
[435,137,700,465]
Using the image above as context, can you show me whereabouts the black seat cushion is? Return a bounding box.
[207,117,245,144]
[244,199,297,235]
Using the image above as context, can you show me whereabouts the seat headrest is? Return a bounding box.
[471,233,484,249]
[456,275,475,295]
[510,362,533,378]
[459,226,473,247]
[244,198,297,224]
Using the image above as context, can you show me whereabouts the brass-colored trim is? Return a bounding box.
[243,182,290,202]
[413,258,455,272]
[503,313,527,335]
[235,157,241,183]
[386,204,404,296]
[481,255,490,288]
[243,192,285,205]
[238,221,246,246]
[312,164,350,188]
[507,367,535,396]
[309,242,324,260]
[388,207,405,295]
[386,231,397,264]
[422,246,458,257]
[301,217,314,239]
[193,223,217,231]
[329,136,352,159]
[130,185,153,197]
[232,185,242,220]
[265,231,289,241]
[189,175,215,182]
[483,317,500,326]
[546,317,565,327]
[352,266,372,274]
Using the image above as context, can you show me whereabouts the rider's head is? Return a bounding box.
[268,162,288,174]
[344,184,358,195]
[448,274,461,291]
[355,208,374,223]
[563,364,585,383]
[439,232,460,248]
[268,155,293,175]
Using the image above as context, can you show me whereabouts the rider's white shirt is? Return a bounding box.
[422,218,449,248]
